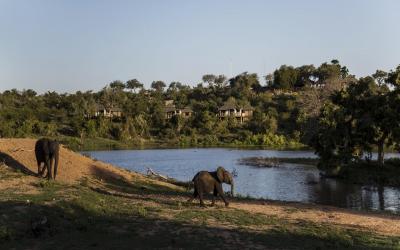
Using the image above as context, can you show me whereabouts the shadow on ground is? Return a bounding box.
[1,199,397,250]
[0,151,37,176]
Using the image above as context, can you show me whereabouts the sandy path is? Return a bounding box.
[231,200,400,236]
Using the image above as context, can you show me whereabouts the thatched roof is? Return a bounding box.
[218,101,253,111]
[95,104,105,110]
[95,104,122,112]
[164,105,176,113]
[110,107,122,112]
[218,102,236,111]
[180,106,193,113]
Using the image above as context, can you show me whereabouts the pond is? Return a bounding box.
[83,148,400,213]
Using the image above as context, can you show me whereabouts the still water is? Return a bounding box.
[84,148,400,213]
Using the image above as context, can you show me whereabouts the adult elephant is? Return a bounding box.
[35,138,60,180]
[188,166,234,207]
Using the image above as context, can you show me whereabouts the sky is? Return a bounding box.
[0,0,399,93]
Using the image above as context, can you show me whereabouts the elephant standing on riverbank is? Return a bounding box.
[35,138,60,180]
[188,166,234,207]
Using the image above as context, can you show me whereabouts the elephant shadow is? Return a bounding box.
[0,151,37,176]
[88,165,189,205]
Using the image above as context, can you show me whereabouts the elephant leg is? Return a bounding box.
[198,190,206,207]
[49,157,54,180]
[53,158,58,180]
[216,184,229,207]
[38,162,44,177]
[45,158,52,180]
[187,189,198,203]
[211,188,218,206]
[53,152,59,180]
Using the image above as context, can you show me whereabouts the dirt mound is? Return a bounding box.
[0,138,142,184]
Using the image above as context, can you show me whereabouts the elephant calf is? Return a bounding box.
[188,166,234,207]
[35,138,60,180]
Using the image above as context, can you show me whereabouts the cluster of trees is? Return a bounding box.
[313,66,400,168]
[266,59,349,89]
[1,61,399,164]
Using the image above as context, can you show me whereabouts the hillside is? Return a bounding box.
[0,138,178,187]
[0,138,399,249]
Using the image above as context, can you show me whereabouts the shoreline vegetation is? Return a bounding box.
[52,135,309,151]
[239,156,400,187]
[238,157,319,168]
[0,138,399,249]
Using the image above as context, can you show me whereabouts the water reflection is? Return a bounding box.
[84,148,400,213]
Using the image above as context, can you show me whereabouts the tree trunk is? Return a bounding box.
[378,185,385,210]
[377,140,384,166]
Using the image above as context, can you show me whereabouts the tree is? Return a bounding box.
[109,80,125,91]
[351,77,390,165]
[248,108,277,134]
[168,81,183,92]
[340,66,349,78]
[295,65,316,88]
[151,81,166,92]
[214,75,227,88]
[331,59,340,65]
[387,65,400,87]
[202,74,217,87]
[126,79,143,93]
[316,62,341,84]
[264,73,274,87]
[312,75,395,167]
[229,72,260,98]
[272,65,298,90]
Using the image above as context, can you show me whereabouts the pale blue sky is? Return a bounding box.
[0,0,399,93]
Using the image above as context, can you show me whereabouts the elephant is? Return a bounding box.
[35,138,60,180]
[188,166,234,207]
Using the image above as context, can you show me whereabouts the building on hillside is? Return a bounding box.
[165,104,177,119]
[218,102,253,123]
[164,100,193,119]
[165,99,174,106]
[93,104,123,118]
[179,106,193,118]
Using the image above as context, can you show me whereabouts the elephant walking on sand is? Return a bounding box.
[35,138,60,180]
[188,166,234,207]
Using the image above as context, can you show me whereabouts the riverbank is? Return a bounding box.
[0,139,399,249]
[239,156,318,167]
[50,135,309,151]
[338,159,400,186]
[240,156,400,187]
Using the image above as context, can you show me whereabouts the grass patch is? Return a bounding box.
[175,208,277,227]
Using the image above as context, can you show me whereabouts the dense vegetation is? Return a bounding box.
[1,60,400,173]
[313,65,400,173]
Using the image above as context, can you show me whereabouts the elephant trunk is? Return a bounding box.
[230,182,234,196]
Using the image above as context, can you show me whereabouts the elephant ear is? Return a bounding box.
[216,167,225,183]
